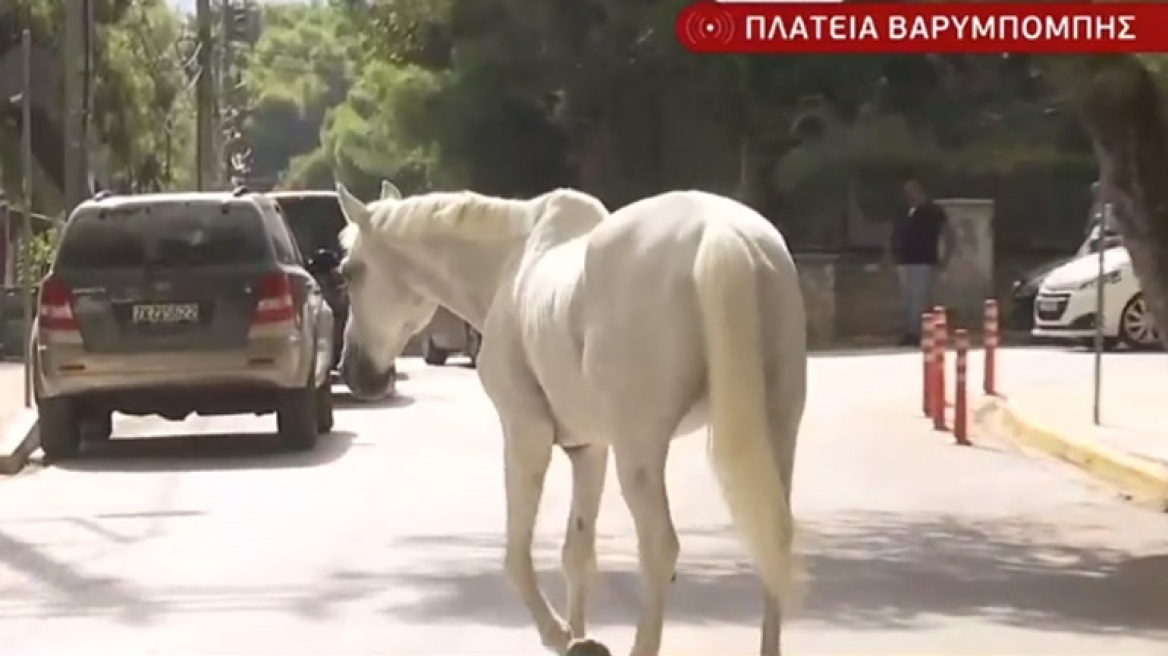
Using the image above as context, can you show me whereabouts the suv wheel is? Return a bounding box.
[82,411,113,442]
[277,378,319,451]
[315,384,334,434]
[39,398,82,461]
[421,336,449,366]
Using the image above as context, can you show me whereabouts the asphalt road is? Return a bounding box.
[0,353,1166,654]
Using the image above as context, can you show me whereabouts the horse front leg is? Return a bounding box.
[501,415,571,653]
[561,443,608,638]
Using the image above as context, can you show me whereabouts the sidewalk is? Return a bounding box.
[975,348,1168,507]
[0,361,37,474]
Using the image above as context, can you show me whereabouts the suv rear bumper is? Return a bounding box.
[35,332,316,404]
[58,383,294,420]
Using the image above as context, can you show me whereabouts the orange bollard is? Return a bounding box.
[983,298,999,395]
[953,329,971,445]
[931,307,948,431]
[921,311,934,417]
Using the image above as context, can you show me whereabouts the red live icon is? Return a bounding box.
[676,2,737,49]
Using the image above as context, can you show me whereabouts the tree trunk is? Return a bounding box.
[1079,55,1168,349]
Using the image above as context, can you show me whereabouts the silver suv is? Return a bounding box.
[31,190,335,460]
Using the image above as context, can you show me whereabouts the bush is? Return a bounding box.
[17,224,59,288]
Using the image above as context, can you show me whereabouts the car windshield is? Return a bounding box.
[55,201,270,270]
[272,195,347,256]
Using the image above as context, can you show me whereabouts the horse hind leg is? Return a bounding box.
[501,416,572,653]
[562,443,612,656]
[613,435,678,656]
[561,443,608,637]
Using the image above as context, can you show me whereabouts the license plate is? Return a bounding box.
[131,303,199,324]
[1037,299,1061,312]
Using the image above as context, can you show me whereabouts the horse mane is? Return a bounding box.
[340,191,537,250]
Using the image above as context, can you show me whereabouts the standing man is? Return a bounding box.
[890,179,952,346]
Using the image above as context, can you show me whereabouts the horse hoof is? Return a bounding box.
[565,638,612,656]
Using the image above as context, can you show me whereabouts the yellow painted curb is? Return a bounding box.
[976,396,1168,508]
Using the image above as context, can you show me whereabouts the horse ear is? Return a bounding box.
[336,183,373,230]
[379,180,402,200]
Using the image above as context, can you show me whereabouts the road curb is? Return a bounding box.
[0,409,39,475]
[976,396,1168,508]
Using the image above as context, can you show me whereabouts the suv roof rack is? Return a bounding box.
[232,186,250,197]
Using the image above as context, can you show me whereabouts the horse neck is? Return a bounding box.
[408,235,526,331]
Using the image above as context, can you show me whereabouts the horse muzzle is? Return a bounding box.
[340,347,396,401]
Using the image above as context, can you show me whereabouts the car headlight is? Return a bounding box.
[1075,270,1121,290]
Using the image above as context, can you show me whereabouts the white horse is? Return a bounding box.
[335,183,807,656]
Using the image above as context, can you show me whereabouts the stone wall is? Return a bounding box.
[935,199,995,328]
[795,197,997,346]
[793,253,835,348]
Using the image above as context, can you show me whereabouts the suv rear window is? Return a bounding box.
[272,195,347,256]
[55,201,270,270]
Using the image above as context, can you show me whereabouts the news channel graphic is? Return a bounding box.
[676,1,1168,54]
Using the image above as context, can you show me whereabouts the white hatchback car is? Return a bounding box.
[1031,245,1159,349]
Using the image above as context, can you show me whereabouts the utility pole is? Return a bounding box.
[83,0,98,193]
[20,29,33,406]
[63,0,87,207]
[220,0,231,187]
[221,0,256,188]
[196,0,215,190]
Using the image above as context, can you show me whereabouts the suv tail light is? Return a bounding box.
[39,276,78,331]
[253,272,296,325]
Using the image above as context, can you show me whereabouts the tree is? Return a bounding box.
[250,1,1097,255]
[241,2,354,188]
[95,0,196,191]
[1079,56,1168,350]
[0,0,195,209]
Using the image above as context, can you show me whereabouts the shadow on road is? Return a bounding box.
[332,391,416,410]
[364,512,1168,636]
[45,430,358,473]
[0,527,158,625]
[2,511,1165,636]
[811,346,919,359]
[1064,344,1165,355]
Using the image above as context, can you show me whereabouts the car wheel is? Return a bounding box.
[1119,293,1161,349]
[421,336,449,366]
[277,378,319,451]
[82,411,113,442]
[315,384,334,434]
[39,397,82,461]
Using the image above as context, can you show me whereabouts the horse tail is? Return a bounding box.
[692,221,796,604]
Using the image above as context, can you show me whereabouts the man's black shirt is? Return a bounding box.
[892,201,946,265]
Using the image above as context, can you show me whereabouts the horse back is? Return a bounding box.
[576,190,801,410]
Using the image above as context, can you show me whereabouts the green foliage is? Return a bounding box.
[22,222,57,285]
[242,2,356,187]
[94,0,194,191]
[232,1,1104,249]
[320,61,449,196]
[1,0,194,206]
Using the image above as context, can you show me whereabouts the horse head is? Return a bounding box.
[335,184,438,399]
